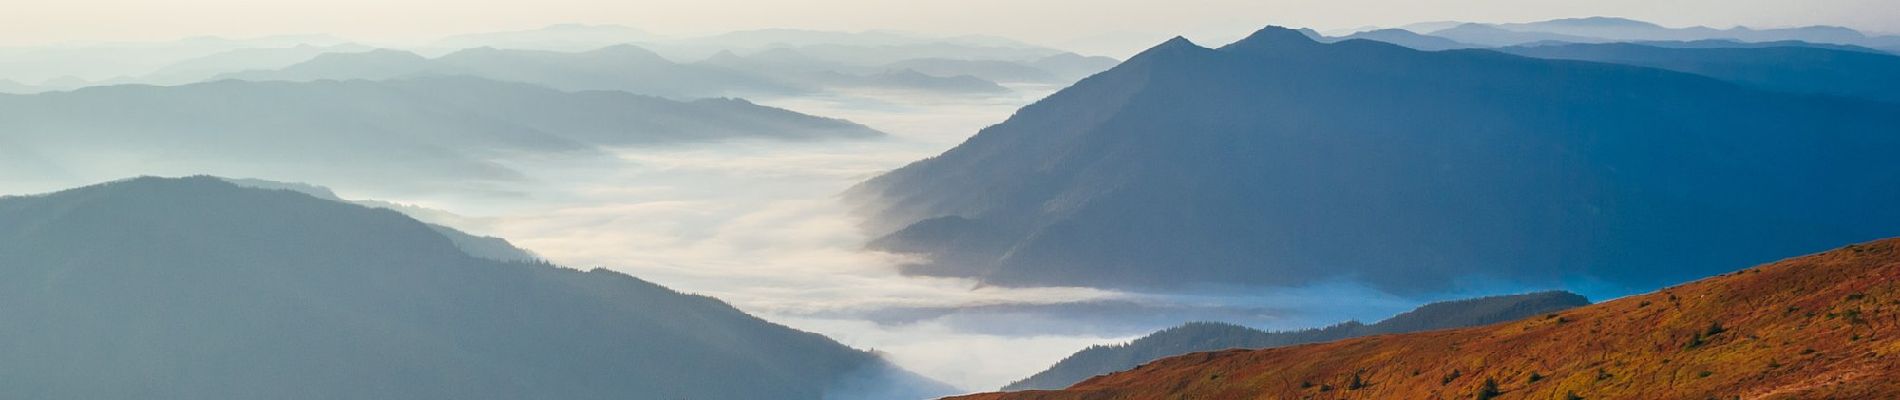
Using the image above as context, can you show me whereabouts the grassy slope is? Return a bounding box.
[953,238,1900,399]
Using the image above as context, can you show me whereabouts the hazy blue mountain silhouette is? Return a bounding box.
[221,45,797,98]
[883,58,1060,83]
[668,29,1062,63]
[1628,39,1888,53]
[883,53,1119,83]
[699,49,1018,93]
[1499,42,1900,103]
[0,76,879,189]
[128,43,371,85]
[699,49,1013,94]
[1327,29,1479,51]
[0,79,31,93]
[0,34,352,84]
[1427,23,1610,46]
[1003,291,1589,391]
[1419,17,1900,50]
[1027,53,1122,80]
[1496,17,1887,45]
[426,24,661,52]
[852,27,1900,294]
[0,176,954,400]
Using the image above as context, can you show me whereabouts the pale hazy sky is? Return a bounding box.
[3,0,1896,47]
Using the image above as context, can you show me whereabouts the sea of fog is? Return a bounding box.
[0,86,1431,390]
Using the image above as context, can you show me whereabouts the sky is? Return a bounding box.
[3,0,1897,47]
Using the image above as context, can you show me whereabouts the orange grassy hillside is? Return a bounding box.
[952,238,1900,400]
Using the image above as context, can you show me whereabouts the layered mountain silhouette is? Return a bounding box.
[955,238,1900,399]
[0,76,879,189]
[0,34,352,84]
[698,50,1013,94]
[426,24,661,52]
[223,43,1073,97]
[1003,291,1588,391]
[1324,29,1479,51]
[883,53,1119,84]
[1500,42,1900,103]
[851,27,1900,294]
[0,176,954,400]
[128,43,371,86]
[220,45,797,98]
[1416,17,1900,50]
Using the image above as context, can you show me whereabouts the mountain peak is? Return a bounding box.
[1122,36,1208,61]
[1155,35,1198,49]
[1219,26,1323,52]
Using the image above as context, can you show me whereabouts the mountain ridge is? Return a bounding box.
[0,176,953,399]
[1001,291,1589,391]
[851,25,1900,294]
[952,237,1900,399]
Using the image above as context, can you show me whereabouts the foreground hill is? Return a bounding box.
[1004,291,1588,391]
[850,26,1900,294]
[0,177,950,400]
[0,76,878,189]
[954,238,1900,399]
[1500,42,1900,103]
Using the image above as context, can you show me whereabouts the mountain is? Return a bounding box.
[0,176,954,400]
[426,24,661,52]
[1026,53,1122,81]
[129,43,371,85]
[0,76,879,191]
[1497,17,1883,45]
[676,29,1047,54]
[222,45,798,98]
[1631,39,1889,53]
[1426,23,1611,46]
[1499,42,1900,103]
[1002,291,1589,391]
[1327,28,1479,51]
[849,27,1900,295]
[217,178,541,263]
[954,238,1900,399]
[881,53,1121,84]
[698,48,1012,94]
[0,79,31,93]
[861,69,1010,93]
[0,34,351,83]
[1416,17,1900,49]
[883,58,1061,83]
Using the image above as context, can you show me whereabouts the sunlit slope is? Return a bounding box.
[953,238,1900,399]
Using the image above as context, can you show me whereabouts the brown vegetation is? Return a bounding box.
[952,238,1900,399]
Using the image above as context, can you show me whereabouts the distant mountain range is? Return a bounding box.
[697,49,1013,94]
[0,34,353,84]
[955,238,1900,399]
[2,26,1119,97]
[0,176,955,399]
[219,45,801,98]
[216,43,1113,98]
[1498,42,1900,103]
[425,24,663,52]
[1003,291,1589,391]
[851,26,1900,295]
[1410,17,1900,51]
[0,76,879,191]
